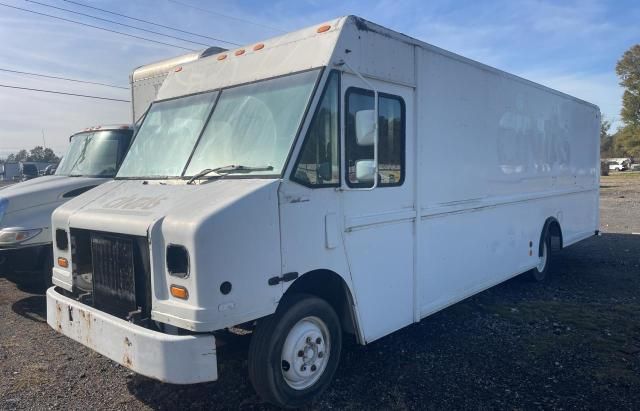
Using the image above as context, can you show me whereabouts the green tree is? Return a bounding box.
[614,125,640,157]
[4,147,60,163]
[28,146,46,162]
[13,149,29,162]
[600,118,615,158]
[615,44,640,157]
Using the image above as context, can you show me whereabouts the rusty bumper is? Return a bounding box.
[46,287,218,384]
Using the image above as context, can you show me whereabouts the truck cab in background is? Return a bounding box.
[0,125,133,286]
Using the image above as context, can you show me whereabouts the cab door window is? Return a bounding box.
[345,88,405,187]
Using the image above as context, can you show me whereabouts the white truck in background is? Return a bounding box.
[47,16,600,408]
[0,49,225,286]
[0,125,134,285]
[130,47,225,123]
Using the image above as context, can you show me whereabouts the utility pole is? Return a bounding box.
[41,129,47,148]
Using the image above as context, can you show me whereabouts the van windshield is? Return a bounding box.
[117,69,320,179]
[56,129,133,177]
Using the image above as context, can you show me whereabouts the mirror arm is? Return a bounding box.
[336,59,378,190]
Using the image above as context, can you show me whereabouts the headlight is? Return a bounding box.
[0,228,42,246]
[0,198,7,224]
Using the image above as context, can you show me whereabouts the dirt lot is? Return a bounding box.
[1,173,639,410]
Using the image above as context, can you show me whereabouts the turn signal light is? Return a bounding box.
[170,285,189,300]
[57,257,68,268]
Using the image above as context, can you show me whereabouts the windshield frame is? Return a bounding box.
[115,67,324,181]
[56,129,133,178]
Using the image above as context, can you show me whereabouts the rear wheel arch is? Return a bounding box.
[282,269,362,343]
[539,217,563,257]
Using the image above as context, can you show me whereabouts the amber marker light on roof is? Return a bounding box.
[317,24,331,33]
[217,54,227,61]
[253,43,265,51]
[235,49,245,56]
[175,66,183,72]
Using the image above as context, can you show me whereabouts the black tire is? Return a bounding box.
[0,256,12,276]
[248,293,342,408]
[36,247,54,290]
[529,234,552,282]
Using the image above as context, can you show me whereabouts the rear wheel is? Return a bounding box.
[529,234,551,281]
[248,293,342,408]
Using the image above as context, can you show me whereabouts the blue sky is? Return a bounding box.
[0,0,638,156]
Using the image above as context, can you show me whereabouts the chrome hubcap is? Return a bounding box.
[537,241,548,272]
[281,316,330,390]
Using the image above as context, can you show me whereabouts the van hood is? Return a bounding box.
[0,175,106,218]
[56,179,280,236]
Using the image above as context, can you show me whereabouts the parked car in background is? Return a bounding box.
[608,160,628,171]
[39,164,58,176]
[0,125,134,286]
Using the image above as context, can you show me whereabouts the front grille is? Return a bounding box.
[70,229,151,322]
[91,232,137,317]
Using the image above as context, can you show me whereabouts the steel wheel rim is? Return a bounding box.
[281,316,330,390]
[537,241,548,272]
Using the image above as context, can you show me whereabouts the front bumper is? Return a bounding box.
[0,242,51,272]
[46,287,218,384]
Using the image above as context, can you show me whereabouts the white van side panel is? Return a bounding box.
[414,44,599,317]
[311,19,600,342]
[417,47,599,208]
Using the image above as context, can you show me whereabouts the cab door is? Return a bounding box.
[339,73,415,343]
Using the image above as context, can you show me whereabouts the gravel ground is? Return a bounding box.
[1,173,639,410]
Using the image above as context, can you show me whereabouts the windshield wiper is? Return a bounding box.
[187,165,274,185]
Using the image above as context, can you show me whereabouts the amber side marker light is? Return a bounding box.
[317,24,331,33]
[170,285,189,300]
[217,54,227,61]
[57,257,68,268]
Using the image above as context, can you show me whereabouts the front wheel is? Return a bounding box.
[248,294,342,408]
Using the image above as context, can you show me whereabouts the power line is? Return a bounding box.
[0,68,128,90]
[0,84,130,102]
[0,2,196,51]
[167,0,286,33]
[61,0,241,46]
[25,0,215,48]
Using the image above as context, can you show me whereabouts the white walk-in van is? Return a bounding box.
[47,16,600,408]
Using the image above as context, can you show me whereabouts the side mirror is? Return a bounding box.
[355,160,376,183]
[355,109,375,146]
